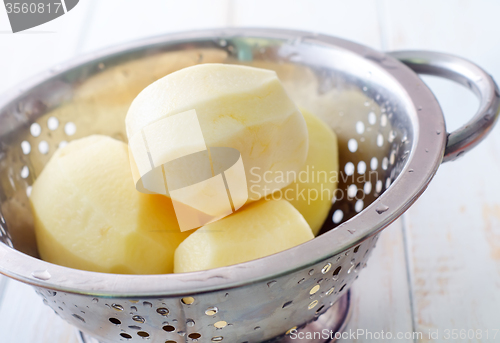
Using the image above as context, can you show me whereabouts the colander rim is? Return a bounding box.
[0,28,446,296]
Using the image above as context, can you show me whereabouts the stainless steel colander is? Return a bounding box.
[0,28,498,343]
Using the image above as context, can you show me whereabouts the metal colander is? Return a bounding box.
[0,28,498,343]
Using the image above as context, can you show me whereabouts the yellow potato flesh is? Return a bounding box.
[271,109,338,235]
[126,63,308,201]
[30,135,188,274]
[174,199,314,273]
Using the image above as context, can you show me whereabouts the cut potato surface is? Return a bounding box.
[174,199,314,273]
[126,63,308,201]
[272,109,338,235]
[30,135,188,274]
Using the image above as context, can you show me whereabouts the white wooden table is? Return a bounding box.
[1,1,499,342]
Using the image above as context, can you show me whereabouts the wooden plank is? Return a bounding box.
[231,0,382,49]
[232,1,415,339]
[340,219,414,343]
[381,0,500,341]
[402,145,500,342]
[0,276,8,310]
[0,224,415,343]
[0,1,234,342]
[230,2,415,339]
[79,0,232,53]
[0,1,419,341]
[0,278,78,343]
[0,1,94,342]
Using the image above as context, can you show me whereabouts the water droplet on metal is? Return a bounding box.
[409,169,414,173]
[282,301,293,309]
[436,130,442,135]
[254,326,261,330]
[143,301,152,308]
[130,306,137,312]
[72,314,85,323]
[308,300,319,310]
[267,280,277,288]
[425,148,429,153]
[157,307,169,316]
[348,229,356,234]
[321,263,331,274]
[32,270,51,280]
[219,39,227,47]
[417,106,422,111]
[298,278,305,284]
[111,304,124,311]
[186,319,195,327]
[375,204,389,214]
[205,307,219,316]
[91,298,98,304]
[308,269,314,276]
[132,315,145,323]
[178,331,186,336]
[348,264,356,274]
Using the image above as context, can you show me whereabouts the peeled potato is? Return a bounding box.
[30,135,188,274]
[126,63,308,201]
[272,109,338,235]
[174,199,314,273]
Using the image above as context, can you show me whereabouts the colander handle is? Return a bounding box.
[389,50,500,163]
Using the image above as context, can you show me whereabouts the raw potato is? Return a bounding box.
[174,199,314,273]
[126,63,308,201]
[273,109,338,235]
[30,135,188,274]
